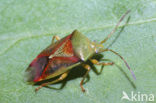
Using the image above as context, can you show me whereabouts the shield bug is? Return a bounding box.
[25,10,136,92]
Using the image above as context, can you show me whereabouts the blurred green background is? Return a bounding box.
[0,0,156,103]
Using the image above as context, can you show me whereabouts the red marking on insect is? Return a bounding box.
[34,56,80,82]
[62,40,73,55]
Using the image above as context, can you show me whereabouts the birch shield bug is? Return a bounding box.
[25,10,136,92]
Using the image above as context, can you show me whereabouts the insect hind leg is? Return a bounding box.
[35,71,69,92]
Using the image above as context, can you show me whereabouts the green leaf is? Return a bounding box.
[0,0,156,103]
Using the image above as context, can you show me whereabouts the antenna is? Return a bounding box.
[100,49,136,80]
[100,10,131,44]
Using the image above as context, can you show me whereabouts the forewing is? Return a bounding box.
[25,34,80,82]
[40,37,80,80]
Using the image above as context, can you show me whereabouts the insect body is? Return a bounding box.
[25,10,136,92]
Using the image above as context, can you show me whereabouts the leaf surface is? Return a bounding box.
[0,0,156,103]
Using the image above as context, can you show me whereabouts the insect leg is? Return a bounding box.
[52,35,60,44]
[90,59,114,66]
[90,59,114,74]
[35,71,69,92]
[80,64,91,92]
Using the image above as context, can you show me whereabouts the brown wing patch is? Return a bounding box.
[42,56,79,78]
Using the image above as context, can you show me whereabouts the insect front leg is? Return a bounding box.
[90,59,114,66]
[90,59,114,74]
[52,35,60,44]
[35,71,69,92]
[80,64,91,92]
